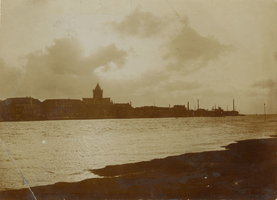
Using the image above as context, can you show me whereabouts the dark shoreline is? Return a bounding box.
[1,137,277,199]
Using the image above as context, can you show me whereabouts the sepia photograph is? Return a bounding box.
[0,0,277,199]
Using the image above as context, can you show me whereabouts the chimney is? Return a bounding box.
[233,99,235,111]
[197,99,199,110]
[187,102,190,117]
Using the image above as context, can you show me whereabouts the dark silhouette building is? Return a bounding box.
[82,83,113,119]
[110,103,133,118]
[0,84,241,121]
[1,97,41,121]
[83,83,112,106]
[41,99,83,120]
[0,100,4,121]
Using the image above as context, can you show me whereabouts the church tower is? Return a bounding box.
[93,83,103,101]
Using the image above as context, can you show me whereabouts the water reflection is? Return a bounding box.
[0,115,276,190]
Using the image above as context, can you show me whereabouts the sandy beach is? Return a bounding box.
[1,137,277,199]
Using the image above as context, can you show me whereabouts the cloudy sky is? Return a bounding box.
[0,0,276,114]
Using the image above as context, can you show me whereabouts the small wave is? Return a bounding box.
[70,171,84,176]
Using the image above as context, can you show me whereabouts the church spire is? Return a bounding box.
[95,82,101,91]
[93,83,103,100]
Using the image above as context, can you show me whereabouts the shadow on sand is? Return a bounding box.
[1,137,277,199]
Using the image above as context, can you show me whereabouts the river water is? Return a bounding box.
[0,115,276,191]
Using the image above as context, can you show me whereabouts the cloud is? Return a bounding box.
[32,38,128,75]
[251,78,277,113]
[108,8,166,38]
[16,37,129,99]
[0,59,23,98]
[161,80,202,92]
[88,44,128,71]
[163,20,234,74]
[252,79,277,89]
[98,66,203,106]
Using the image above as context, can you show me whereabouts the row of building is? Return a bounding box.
[0,84,239,121]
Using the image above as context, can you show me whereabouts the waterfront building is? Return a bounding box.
[82,83,113,118]
[0,100,4,121]
[1,97,41,121]
[82,83,112,106]
[111,103,133,118]
[172,105,187,117]
[0,84,240,121]
[41,99,83,120]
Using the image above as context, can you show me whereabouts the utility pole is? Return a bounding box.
[264,103,266,122]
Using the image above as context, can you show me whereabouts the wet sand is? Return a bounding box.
[1,137,277,199]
